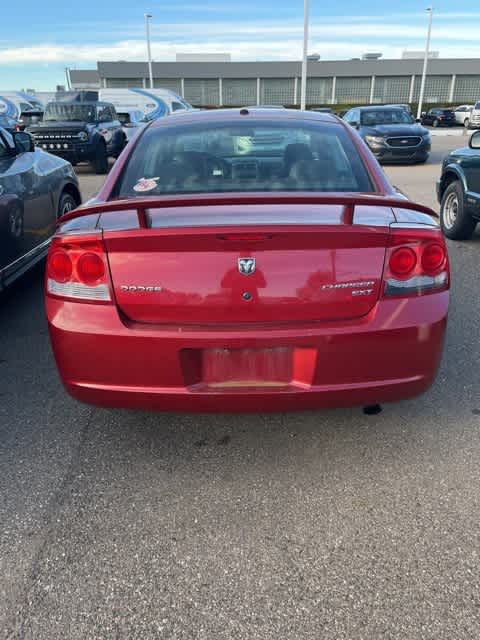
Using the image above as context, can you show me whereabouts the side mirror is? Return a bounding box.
[350,121,359,128]
[421,112,426,117]
[469,130,480,149]
[13,131,35,153]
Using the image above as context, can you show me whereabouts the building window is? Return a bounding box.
[222,79,257,106]
[306,78,333,104]
[184,79,220,106]
[335,77,371,104]
[453,76,480,102]
[373,77,411,103]
[260,78,295,105]
[153,78,182,93]
[412,76,450,103]
[105,78,143,88]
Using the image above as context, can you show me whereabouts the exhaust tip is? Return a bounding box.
[363,404,382,416]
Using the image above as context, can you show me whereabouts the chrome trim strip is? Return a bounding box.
[2,237,51,272]
[390,222,438,229]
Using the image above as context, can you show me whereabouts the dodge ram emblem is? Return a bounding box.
[238,257,256,275]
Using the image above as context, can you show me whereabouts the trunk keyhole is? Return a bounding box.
[242,292,252,301]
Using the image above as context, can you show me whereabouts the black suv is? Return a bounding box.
[437,130,480,240]
[421,108,456,128]
[27,101,125,174]
[343,105,431,164]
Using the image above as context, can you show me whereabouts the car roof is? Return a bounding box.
[149,107,338,129]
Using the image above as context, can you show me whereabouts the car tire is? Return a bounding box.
[464,118,470,128]
[58,192,77,219]
[93,143,109,175]
[432,118,440,128]
[440,181,477,240]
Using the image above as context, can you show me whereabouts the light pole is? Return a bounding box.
[144,13,154,89]
[300,0,309,110]
[416,7,433,120]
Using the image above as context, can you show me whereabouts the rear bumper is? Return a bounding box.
[47,293,448,412]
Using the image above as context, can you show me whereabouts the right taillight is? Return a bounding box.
[383,229,449,298]
[46,233,112,303]
[421,242,446,274]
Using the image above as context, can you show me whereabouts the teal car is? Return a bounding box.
[437,131,480,240]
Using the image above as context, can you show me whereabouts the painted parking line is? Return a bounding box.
[429,129,471,137]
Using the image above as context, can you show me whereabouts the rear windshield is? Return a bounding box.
[115,120,374,197]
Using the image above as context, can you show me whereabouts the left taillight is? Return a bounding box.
[383,227,449,298]
[46,233,112,303]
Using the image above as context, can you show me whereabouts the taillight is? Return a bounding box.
[77,253,105,284]
[48,250,72,283]
[383,228,449,298]
[389,247,417,277]
[421,243,446,274]
[46,233,112,303]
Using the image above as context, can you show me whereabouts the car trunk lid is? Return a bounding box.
[96,196,400,325]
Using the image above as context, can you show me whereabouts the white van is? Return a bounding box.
[98,88,193,120]
[0,92,38,119]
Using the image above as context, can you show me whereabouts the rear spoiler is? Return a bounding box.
[60,193,438,228]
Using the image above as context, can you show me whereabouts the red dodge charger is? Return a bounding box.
[45,108,449,412]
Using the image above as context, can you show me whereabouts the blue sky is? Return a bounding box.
[1,0,480,90]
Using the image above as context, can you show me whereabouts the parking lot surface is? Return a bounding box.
[1,137,480,639]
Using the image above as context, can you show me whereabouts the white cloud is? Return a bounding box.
[2,39,480,65]
[2,14,480,65]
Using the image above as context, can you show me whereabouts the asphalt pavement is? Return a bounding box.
[1,136,480,639]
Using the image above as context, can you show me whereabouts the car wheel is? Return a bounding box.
[464,118,470,128]
[440,181,477,240]
[58,192,77,218]
[432,118,440,128]
[93,143,109,175]
[8,203,24,241]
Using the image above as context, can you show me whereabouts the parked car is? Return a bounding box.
[16,110,43,131]
[343,105,431,163]
[467,101,480,129]
[453,105,473,127]
[310,107,333,113]
[420,108,456,128]
[27,100,125,174]
[437,130,480,240]
[0,127,80,290]
[45,108,449,413]
[116,109,147,142]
